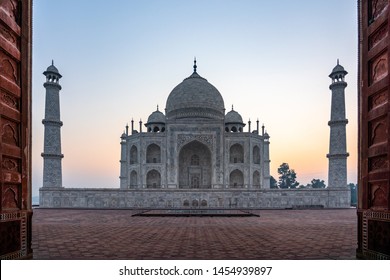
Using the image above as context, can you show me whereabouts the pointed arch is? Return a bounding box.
[146,169,161,188]
[253,145,260,164]
[372,187,387,208]
[146,143,161,163]
[130,145,138,164]
[178,140,211,189]
[3,187,18,209]
[230,143,244,163]
[0,59,17,83]
[230,169,244,188]
[130,170,138,188]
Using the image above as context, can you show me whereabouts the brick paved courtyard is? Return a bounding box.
[32,208,357,260]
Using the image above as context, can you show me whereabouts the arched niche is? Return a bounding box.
[178,140,212,189]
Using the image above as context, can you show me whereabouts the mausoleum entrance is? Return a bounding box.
[178,140,212,188]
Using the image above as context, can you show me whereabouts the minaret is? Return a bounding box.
[263,130,271,188]
[41,61,64,188]
[327,60,349,188]
[119,131,127,189]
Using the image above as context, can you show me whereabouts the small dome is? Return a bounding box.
[47,64,59,73]
[43,61,62,78]
[146,109,165,124]
[329,60,347,77]
[225,109,243,124]
[165,64,225,120]
[332,64,345,73]
[121,132,127,138]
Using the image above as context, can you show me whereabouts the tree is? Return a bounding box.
[311,179,326,188]
[349,183,358,207]
[270,176,278,189]
[277,163,299,189]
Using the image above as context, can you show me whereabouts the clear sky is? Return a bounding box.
[32,0,358,196]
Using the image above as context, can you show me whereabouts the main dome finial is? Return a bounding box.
[193,57,197,73]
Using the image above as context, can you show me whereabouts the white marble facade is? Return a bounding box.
[40,61,351,209]
[119,61,271,197]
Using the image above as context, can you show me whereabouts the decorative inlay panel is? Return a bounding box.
[369,155,389,172]
[2,157,19,172]
[362,210,390,259]
[0,51,18,84]
[177,134,214,151]
[369,117,387,146]
[369,90,387,110]
[369,0,388,23]
[0,22,17,45]
[369,23,388,49]
[145,166,162,173]
[1,120,18,145]
[364,210,390,220]
[370,52,388,85]
[1,90,18,110]
[2,184,20,209]
[1,0,19,22]
[370,182,388,209]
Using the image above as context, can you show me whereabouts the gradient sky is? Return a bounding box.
[32,0,358,196]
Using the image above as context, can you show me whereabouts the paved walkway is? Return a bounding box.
[32,208,357,259]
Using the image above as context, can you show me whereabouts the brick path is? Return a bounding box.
[32,208,357,259]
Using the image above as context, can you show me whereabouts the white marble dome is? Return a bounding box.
[146,109,165,124]
[225,109,243,124]
[165,70,225,120]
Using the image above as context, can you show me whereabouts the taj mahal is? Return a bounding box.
[119,59,270,193]
[39,59,350,209]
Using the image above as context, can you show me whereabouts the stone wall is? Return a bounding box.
[39,188,351,209]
